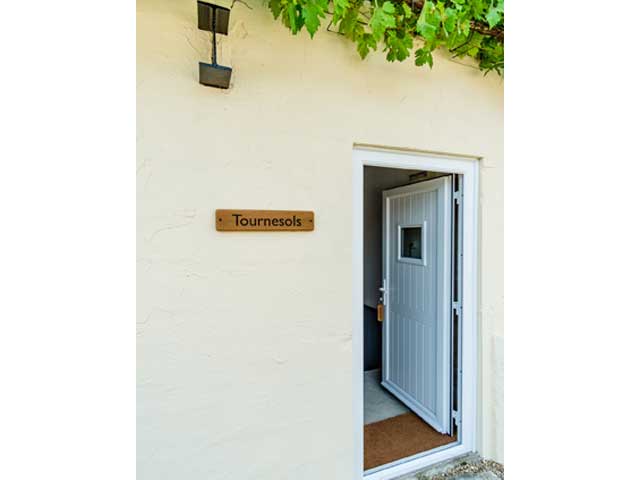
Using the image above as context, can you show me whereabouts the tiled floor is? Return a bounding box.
[364,368,409,425]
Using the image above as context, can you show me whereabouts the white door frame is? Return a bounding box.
[352,146,479,480]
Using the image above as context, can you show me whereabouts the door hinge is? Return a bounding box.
[452,409,460,426]
[453,190,462,205]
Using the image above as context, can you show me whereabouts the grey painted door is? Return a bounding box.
[381,176,452,434]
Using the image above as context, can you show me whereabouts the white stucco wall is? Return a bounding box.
[137,1,503,478]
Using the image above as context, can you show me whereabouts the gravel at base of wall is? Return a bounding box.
[400,453,504,480]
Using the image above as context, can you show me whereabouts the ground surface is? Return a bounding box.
[401,453,504,480]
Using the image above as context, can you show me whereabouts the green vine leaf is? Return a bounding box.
[302,0,328,37]
[460,18,471,36]
[268,0,283,19]
[265,0,504,76]
[337,7,361,39]
[485,5,501,29]
[385,31,413,62]
[401,3,413,19]
[286,3,300,34]
[370,2,396,42]
[415,47,434,68]
[416,2,440,42]
[357,33,377,59]
[333,0,350,18]
[443,7,457,33]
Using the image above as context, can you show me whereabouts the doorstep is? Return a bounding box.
[396,453,504,480]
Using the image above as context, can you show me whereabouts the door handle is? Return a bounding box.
[378,279,388,305]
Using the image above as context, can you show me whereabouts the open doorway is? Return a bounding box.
[363,166,460,471]
[352,146,480,480]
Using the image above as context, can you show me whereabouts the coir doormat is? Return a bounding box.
[364,411,457,470]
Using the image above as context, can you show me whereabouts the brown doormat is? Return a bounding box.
[364,412,457,471]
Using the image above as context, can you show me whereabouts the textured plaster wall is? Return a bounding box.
[136,0,504,478]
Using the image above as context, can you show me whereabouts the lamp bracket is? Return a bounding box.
[197,1,232,89]
[197,1,230,35]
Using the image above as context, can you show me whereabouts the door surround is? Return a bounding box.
[352,146,479,480]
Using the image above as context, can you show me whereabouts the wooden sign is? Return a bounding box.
[215,209,314,231]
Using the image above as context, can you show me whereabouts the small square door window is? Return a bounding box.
[400,226,422,260]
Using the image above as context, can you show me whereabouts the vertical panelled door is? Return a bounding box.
[381,177,452,434]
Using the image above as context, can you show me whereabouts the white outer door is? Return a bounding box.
[381,176,452,434]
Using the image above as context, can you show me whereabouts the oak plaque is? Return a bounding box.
[215,209,314,231]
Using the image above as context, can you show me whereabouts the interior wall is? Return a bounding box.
[137,0,504,477]
[362,306,380,371]
[363,167,421,309]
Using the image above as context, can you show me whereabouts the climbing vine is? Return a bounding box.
[266,0,504,75]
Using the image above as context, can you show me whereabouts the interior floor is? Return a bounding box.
[364,369,409,424]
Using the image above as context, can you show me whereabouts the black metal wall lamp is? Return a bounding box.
[197,1,232,89]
